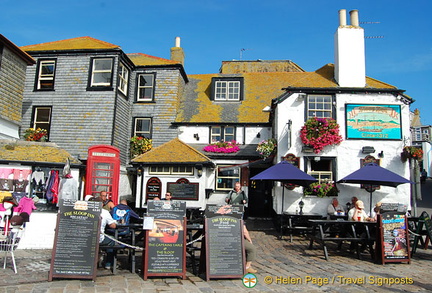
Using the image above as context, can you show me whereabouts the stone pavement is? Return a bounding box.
[0,221,432,292]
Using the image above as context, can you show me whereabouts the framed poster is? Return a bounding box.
[345,104,402,140]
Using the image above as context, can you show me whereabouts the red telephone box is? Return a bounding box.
[85,145,120,204]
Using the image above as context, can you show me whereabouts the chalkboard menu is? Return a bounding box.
[144,200,187,280]
[167,182,199,200]
[49,199,102,281]
[412,211,432,253]
[377,212,410,264]
[204,204,245,280]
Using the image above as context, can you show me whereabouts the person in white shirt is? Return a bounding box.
[90,197,117,269]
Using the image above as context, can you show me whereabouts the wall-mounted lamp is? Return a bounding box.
[193,133,200,141]
[296,93,307,101]
[137,166,143,177]
[378,151,384,158]
[256,132,261,138]
[361,146,375,154]
[298,199,305,215]
[195,164,203,177]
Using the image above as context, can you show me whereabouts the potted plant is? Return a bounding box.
[256,138,277,159]
[303,181,338,198]
[401,146,423,162]
[23,128,48,142]
[300,117,343,154]
[203,141,240,153]
[130,136,152,159]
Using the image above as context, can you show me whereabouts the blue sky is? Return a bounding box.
[2,0,431,124]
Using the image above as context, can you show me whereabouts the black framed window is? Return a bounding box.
[210,126,235,142]
[32,106,52,139]
[211,77,244,101]
[88,57,114,89]
[136,73,155,102]
[35,59,56,90]
[134,117,152,138]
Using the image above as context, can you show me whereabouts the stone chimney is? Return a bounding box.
[334,9,366,87]
[170,36,185,65]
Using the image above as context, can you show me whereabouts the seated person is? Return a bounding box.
[243,224,257,274]
[90,197,117,270]
[327,198,345,216]
[370,202,382,222]
[348,200,371,222]
[99,191,115,211]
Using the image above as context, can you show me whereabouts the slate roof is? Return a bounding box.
[20,36,120,52]
[189,144,262,160]
[128,53,180,66]
[0,140,81,164]
[0,34,35,65]
[131,138,212,164]
[176,64,401,125]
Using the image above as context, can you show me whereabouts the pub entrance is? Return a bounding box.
[248,167,274,218]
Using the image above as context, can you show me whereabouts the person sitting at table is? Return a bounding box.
[348,200,371,222]
[89,197,117,270]
[370,202,382,221]
[243,224,257,274]
[327,198,345,217]
[99,191,115,211]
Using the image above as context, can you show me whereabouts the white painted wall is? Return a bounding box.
[0,118,19,139]
[273,92,412,216]
[18,212,56,249]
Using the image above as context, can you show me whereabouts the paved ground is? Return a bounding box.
[0,219,431,293]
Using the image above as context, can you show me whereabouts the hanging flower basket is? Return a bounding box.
[203,141,240,153]
[23,128,48,142]
[303,181,338,198]
[256,138,277,159]
[300,117,343,154]
[401,146,423,162]
[130,136,152,159]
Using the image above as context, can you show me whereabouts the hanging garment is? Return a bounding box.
[0,168,13,179]
[58,177,78,202]
[0,179,13,191]
[0,191,12,203]
[13,179,29,193]
[31,170,45,185]
[15,197,37,216]
[12,169,32,180]
[45,170,59,203]
[12,192,26,204]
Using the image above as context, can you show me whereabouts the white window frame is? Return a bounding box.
[215,81,240,101]
[211,126,235,142]
[309,171,333,184]
[307,95,333,119]
[149,166,193,175]
[90,58,113,87]
[134,118,152,138]
[37,60,56,90]
[137,73,155,102]
[32,106,51,138]
[118,63,129,95]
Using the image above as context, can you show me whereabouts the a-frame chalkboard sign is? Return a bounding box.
[49,199,102,281]
[376,212,410,264]
[143,200,187,280]
[204,204,245,280]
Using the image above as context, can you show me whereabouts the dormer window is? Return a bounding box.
[211,77,243,101]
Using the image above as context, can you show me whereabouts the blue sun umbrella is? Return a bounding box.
[251,161,317,213]
[337,163,413,214]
